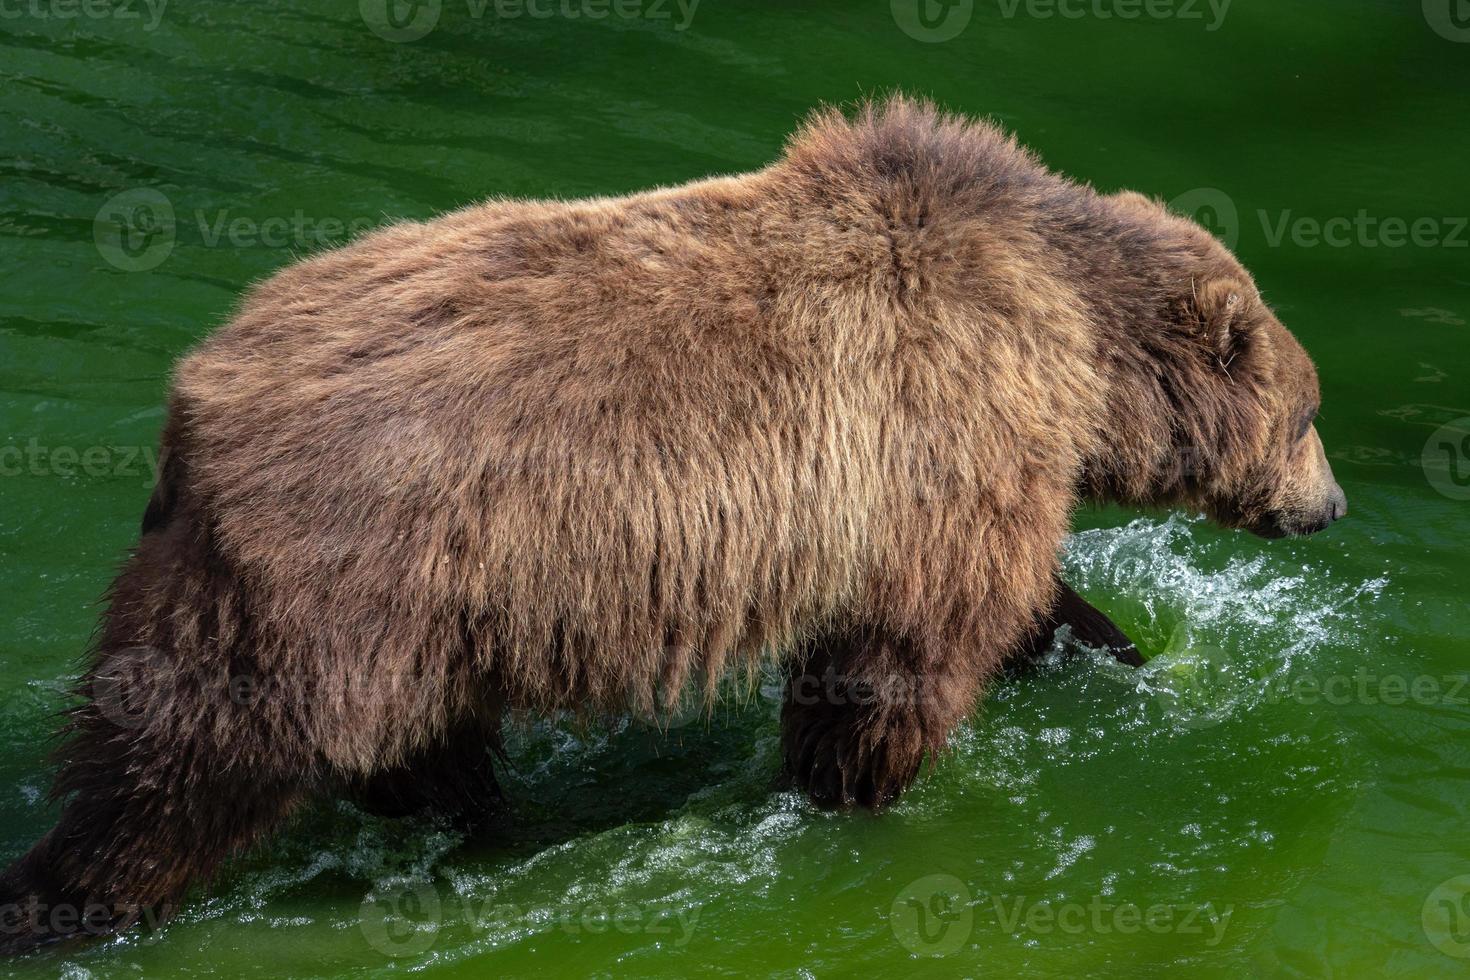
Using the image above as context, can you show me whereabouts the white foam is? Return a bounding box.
[1062,515,1387,729]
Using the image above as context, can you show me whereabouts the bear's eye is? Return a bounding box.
[1295,407,1318,442]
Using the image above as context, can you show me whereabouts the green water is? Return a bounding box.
[2,0,1468,975]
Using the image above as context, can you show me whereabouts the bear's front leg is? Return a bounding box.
[349,710,506,827]
[781,627,985,810]
[1012,574,1144,667]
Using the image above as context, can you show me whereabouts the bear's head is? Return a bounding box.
[1086,192,1347,538]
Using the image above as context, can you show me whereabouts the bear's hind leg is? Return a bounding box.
[0,640,308,953]
[1,496,313,954]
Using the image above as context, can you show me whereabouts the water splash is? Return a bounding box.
[1061,514,1387,730]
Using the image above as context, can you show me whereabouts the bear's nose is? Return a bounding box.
[1327,484,1348,522]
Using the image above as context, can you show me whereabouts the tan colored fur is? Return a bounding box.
[169,99,1113,767]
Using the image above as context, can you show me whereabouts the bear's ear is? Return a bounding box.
[1171,276,1253,373]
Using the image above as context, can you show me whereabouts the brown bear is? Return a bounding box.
[0,96,1345,953]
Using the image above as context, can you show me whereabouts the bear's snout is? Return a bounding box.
[1249,480,1347,538]
[1249,426,1347,538]
[1295,481,1348,536]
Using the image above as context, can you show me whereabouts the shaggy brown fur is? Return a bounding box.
[0,96,1344,953]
